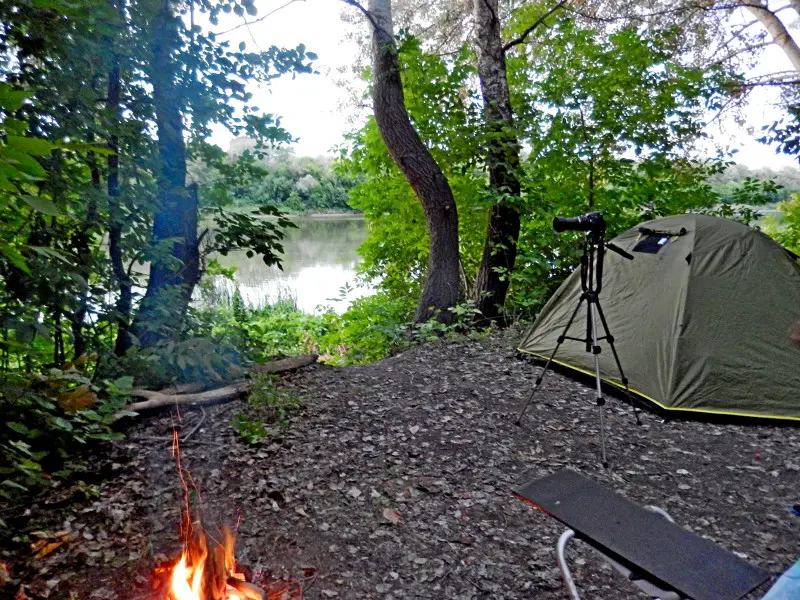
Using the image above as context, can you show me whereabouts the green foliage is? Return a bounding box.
[191,292,328,364]
[708,163,798,204]
[232,373,301,445]
[317,291,417,364]
[0,370,133,504]
[246,373,300,424]
[207,204,297,266]
[340,36,487,299]
[109,337,246,389]
[231,414,268,445]
[342,23,745,321]
[763,193,800,255]
[192,145,361,214]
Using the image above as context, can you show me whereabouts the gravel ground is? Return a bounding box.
[4,329,799,599]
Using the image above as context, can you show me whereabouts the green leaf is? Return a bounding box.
[7,422,28,435]
[22,196,60,216]
[55,141,115,155]
[87,432,124,441]
[1,480,28,491]
[6,135,53,157]
[2,117,29,135]
[2,148,46,178]
[114,410,139,418]
[0,84,33,112]
[51,417,73,432]
[0,242,29,273]
[30,246,71,263]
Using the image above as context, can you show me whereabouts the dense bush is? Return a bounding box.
[0,367,133,512]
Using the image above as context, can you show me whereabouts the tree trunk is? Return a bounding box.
[367,0,460,324]
[68,145,100,359]
[107,53,134,355]
[472,0,522,323]
[742,0,800,74]
[130,0,199,347]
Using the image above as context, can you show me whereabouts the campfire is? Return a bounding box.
[154,525,265,600]
[148,430,301,600]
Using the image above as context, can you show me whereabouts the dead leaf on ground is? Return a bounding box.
[382,508,401,524]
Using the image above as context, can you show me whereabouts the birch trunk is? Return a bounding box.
[742,0,800,74]
[472,0,522,323]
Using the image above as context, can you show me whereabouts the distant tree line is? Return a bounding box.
[708,163,800,205]
[190,142,361,214]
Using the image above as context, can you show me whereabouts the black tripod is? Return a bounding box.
[515,221,639,468]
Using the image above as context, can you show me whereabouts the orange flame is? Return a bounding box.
[157,419,299,600]
[161,425,255,600]
[166,526,252,600]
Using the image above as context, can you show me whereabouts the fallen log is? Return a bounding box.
[252,353,318,374]
[157,382,207,396]
[124,380,251,412]
[121,354,319,414]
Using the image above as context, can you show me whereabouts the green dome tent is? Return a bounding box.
[518,213,800,421]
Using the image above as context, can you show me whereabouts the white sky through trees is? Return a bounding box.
[208,0,799,170]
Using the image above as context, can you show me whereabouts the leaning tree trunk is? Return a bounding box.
[742,0,800,74]
[367,0,460,324]
[130,0,199,347]
[471,0,522,323]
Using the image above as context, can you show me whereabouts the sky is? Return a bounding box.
[208,0,799,170]
[209,0,363,157]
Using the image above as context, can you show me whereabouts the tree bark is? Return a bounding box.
[471,0,522,323]
[742,0,800,74]
[125,380,251,412]
[69,147,100,359]
[130,0,199,347]
[367,0,460,324]
[106,52,134,356]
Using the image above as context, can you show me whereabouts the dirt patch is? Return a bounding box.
[4,329,799,599]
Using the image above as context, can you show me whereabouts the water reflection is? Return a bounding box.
[209,216,373,314]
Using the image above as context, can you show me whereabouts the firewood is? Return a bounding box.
[226,578,265,600]
[124,381,251,412]
[118,354,319,416]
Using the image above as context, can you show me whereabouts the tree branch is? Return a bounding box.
[216,0,304,36]
[503,0,568,53]
[743,77,800,85]
[341,0,382,34]
[481,0,500,27]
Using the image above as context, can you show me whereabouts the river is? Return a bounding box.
[206,215,373,314]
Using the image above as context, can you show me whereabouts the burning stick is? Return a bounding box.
[148,429,281,600]
[225,578,264,600]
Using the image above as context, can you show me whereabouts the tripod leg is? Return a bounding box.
[593,300,641,425]
[588,300,609,468]
[516,295,586,425]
